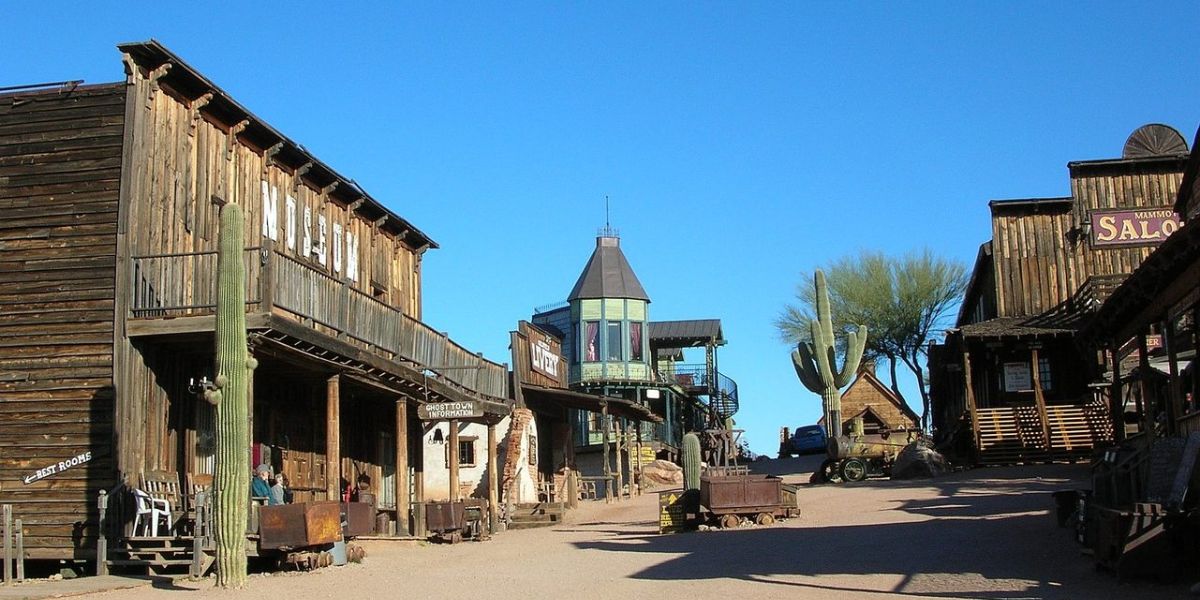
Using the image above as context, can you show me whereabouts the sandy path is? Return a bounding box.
[77,458,1191,599]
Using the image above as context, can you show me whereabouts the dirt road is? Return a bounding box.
[79,457,1191,599]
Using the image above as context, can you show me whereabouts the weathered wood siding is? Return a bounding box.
[121,75,424,321]
[0,84,126,558]
[1070,162,1185,277]
[992,162,1185,319]
[840,373,918,432]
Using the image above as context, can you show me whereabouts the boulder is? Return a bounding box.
[640,459,684,487]
[891,440,948,480]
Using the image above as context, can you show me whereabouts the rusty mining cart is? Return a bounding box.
[815,429,921,483]
[698,466,801,528]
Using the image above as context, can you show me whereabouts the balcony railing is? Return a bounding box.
[129,246,507,399]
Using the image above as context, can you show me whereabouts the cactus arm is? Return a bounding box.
[791,346,824,393]
[835,326,869,388]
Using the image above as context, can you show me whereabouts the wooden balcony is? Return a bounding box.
[127,245,507,399]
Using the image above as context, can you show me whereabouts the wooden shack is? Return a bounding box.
[834,364,920,435]
[929,125,1190,464]
[0,41,509,565]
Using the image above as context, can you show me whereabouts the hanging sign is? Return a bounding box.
[23,451,93,485]
[418,401,485,421]
[1003,363,1032,392]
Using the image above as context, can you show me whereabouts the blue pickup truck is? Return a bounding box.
[787,424,828,456]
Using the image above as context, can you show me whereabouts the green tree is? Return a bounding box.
[776,249,966,430]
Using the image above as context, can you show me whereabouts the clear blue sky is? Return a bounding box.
[6,3,1197,455]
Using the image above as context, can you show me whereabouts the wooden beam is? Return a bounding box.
[326,374,341,501]
[395,398,410,536]
[962,349,981,460]
[615,418,625,501]
[1137,333,1154,439]
[601,402,611,504]
[448,420,460,501]
[1030,346,1050,447]
[487,422,498,533]
[1110,346,1124,443]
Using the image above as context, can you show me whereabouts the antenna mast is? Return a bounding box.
[600,195,619,238]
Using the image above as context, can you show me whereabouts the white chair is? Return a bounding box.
[132,488,172,537]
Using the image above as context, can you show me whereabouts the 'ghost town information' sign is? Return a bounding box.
[23,451,93,485]
[418,401,485,421]
[1090,208,1181,247]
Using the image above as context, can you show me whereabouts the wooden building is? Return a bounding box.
[0,41,509,564]
[929,125,1190,465]
[833,363,920,435]
[531,234,734,465]
[1084,125,1200,440]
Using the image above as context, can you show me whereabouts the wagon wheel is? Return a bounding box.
[840,458,868,482]
[754,512,776,526]
[719,514,741,529]
[818,459,843,484]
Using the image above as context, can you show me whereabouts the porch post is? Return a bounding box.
[413,419,425,536]
[1164,317,1181,434]
[448,420,460,501]
[634,422,643,496]
[395,398,410,536]
[614,417,625,500]
[486,422,498,533]
[1030,345,1051,447]
[326,374,341,501]
[1137,332,1154,439]
[601,403,611,504]
[962,348,981,460]
[1110,346,1124,442]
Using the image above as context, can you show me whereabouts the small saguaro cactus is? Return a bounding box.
[210,203,257,589]
[682,432,701,491]
[791,270,867,437]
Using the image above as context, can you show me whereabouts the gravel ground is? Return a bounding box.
[78,456,1193,599]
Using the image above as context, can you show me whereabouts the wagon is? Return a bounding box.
[699,472,798,528]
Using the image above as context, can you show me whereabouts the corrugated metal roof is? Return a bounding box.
[567,236,649,301]
[649,320,725,346]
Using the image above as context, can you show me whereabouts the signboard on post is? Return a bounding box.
[1003,363,1032,392]
[418,401,485,421]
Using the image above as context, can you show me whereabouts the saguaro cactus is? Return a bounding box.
[791,270,867,437]
[208,204,257,588]
[681,433,701,491]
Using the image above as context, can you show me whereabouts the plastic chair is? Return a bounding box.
[133,488,172,537]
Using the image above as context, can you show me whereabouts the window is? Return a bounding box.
[583,321,599,361]
[1037,357,1052,392]
[446,437,477,468]
[606,322,623,361]
[630,322,643,361]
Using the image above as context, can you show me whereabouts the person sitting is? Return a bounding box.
[270,472,290,505]
[252,464,281,505]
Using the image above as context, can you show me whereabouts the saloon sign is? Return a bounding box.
[1090,208,1181,247]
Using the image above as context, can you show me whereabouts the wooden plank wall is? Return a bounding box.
[122,70,424,322]
[991,204,1079,318]
[0,84,126,559]
[992,164,1184,319]
[1070,164,1184,278]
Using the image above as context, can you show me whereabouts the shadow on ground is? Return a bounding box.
[571,468,1186,599]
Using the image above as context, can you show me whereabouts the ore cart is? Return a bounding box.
[699,473,796,528]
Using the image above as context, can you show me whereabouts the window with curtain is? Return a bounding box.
[607,322,623,361]
[584,321,599,361]
[630,322,643,361]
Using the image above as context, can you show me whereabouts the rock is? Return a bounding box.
[640,459,684,487]
[891,439,948,480]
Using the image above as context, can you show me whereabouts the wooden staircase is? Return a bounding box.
[107,536,213,576]
[975,400,1113,465]
[506,502,565,530]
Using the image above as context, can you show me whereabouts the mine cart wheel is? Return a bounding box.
[719,514,741,529]
[840,458,869,482]
[754,512,776,526]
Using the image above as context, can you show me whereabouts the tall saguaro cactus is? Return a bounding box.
[681,433,701,491]
[206,204,257,588]
[791,270,867,437]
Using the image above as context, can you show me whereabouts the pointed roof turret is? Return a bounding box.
[567,235,649,302]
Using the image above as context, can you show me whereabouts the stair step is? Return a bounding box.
[107,558,194,567]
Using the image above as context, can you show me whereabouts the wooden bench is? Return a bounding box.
[138,471,183,534]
